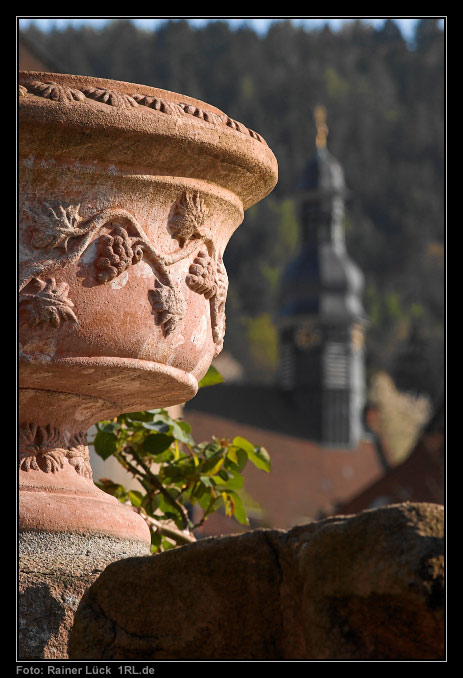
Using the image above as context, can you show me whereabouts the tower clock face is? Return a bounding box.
[295,324,321,350]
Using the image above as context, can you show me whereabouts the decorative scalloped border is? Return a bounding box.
[19,79,267,145]
[19,423,92,477]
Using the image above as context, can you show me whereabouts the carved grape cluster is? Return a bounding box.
[211,259,228,351]
[149,281,186,337]
[186,250,217,299]
[185,250,228,355]
[96,226,143,283]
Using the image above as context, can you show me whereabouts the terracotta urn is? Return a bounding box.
[18,72,278,545]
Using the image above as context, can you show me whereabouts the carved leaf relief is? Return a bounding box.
[27,80,86,103]
[81,87,139,108]
[168,191,209,247]
[19,277,78,328]
[19,423,66,473]
[66,432,93,479]
[186,250,217,299]
[19,424,91,476]
[20,197,228,348]
[19,449,65,473]
[20,78,267,143]
[131,94,184,116]
[25,202,87,252]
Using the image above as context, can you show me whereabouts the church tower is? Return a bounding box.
[279,107,367,447]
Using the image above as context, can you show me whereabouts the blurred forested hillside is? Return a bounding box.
[20,19,445,402]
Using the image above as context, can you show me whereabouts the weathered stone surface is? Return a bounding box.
[69,502,444,660]
[289,501,444,659]
[19,531,150,659]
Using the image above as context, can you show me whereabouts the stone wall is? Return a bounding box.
[69,502,444,660]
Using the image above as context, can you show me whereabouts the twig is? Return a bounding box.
[144,514,196,545]
[126,448,190,530]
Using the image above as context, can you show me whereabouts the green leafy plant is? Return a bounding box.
[91,369,271,553]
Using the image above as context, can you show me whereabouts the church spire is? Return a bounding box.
[278,109,367,447]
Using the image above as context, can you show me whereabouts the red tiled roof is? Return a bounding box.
[337,399,445,514]
[186,410,384,537]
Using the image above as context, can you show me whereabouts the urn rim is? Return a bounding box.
[19,70,278,210]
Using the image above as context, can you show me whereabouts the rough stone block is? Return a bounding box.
[69,502,444,660]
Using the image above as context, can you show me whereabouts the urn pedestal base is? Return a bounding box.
[18,387,152,660]
[18,387,153,541]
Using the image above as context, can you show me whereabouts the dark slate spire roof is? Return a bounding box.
[279,244,365,321]
[279,130,365,324]
[297,147,347,197]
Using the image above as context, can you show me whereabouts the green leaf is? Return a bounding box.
[191,481,207,501]
[211,471,244,490]
[176,419,192,434]
[96,478,127,501]
[141,421,171,434]
[128,490,143,507]
[224,447,248,472]
[126,411,155,422]
[143,433,174,456]
[198,365,224,388]
[199,475,214,487]
[128,430,145,445]
[247,446,271,472]
[160,465,189,482]
[198,489,215,511]
[100,421,120,433]
[233,436,255,455]
[228,491,249,526]
[142,493,160,514]
[210,496,224,513]
[170,421,195,445]
[227,447,239,464]
[201,453,225,475]
[203,441,222,458]
[93,430,118,460]
[151,531,162,549]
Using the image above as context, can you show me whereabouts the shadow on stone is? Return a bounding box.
[69,502,445,661]
[19,584,66,659]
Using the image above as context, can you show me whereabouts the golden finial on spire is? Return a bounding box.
[314,105,328,149]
